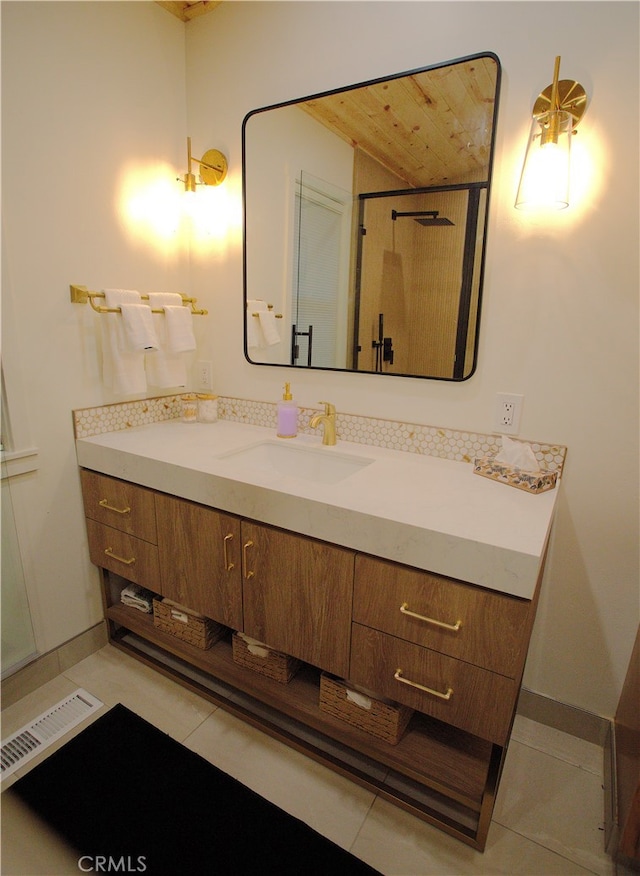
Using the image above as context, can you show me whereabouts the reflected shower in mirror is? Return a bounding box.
[243,53,500,380]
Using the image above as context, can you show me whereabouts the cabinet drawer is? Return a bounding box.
[349,624,516,745]
[353,555,530,677]
[86,519,160,591]
[81,470,157,543]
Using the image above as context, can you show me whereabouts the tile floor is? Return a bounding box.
[0,644,625,876]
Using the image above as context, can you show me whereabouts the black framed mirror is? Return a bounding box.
[243,52,501,381]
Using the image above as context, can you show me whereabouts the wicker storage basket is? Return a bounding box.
[152,598,225,650]
[232,632,301,684]
[319,673,413,745]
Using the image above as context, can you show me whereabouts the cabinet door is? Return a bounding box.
[241,522,354,677]
[155,494,242,629]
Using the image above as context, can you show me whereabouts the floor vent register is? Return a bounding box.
[1,689,103,780]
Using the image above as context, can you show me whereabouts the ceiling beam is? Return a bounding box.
[156,1,222,23]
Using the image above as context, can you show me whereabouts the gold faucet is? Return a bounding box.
[309,401,337,446]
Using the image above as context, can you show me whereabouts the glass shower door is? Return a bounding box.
[1,459,37,676]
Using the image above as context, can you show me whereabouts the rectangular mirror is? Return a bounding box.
[243,52,501,381]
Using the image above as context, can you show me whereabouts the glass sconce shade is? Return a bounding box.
[515,109,573,210]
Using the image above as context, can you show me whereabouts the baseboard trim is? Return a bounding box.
[0,622,107,710]
[517,687,611,746]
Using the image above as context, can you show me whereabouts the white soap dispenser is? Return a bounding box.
[277,382,298,438]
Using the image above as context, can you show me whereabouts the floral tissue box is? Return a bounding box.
[473,457,558,494]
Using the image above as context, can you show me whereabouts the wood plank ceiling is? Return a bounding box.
[299,57,497,188]
[156,3,497,187]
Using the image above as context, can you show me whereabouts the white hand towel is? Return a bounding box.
[258,308,280,346]
[101,289,147,395]
[145,293,187,388]
[120,303,159,352]
[247,300,269,349]
[164,304,196,353]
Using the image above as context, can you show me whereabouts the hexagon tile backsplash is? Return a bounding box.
[73,395,567,474]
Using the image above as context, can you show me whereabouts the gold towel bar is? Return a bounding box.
[70,284,208,316]
[250,303,283,318]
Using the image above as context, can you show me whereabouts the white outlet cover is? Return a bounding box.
[494,393,523,435]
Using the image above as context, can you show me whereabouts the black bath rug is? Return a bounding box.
[11,703,381,875]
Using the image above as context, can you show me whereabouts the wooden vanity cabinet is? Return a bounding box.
[155,493,242,630]
[80,467,543,851]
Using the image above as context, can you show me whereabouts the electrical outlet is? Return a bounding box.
[196,361,213,391]
[494,393,523,435]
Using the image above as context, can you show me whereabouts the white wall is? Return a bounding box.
[185,1,639,718]
[1,1,190,653]
[2,1,637,720]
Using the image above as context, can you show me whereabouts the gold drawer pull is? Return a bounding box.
[243,540,254,579]
[400,602,462,632]
[104,547,136,566]
[99,498,131,515]
[394,668,453,701]
[223,533,235,571]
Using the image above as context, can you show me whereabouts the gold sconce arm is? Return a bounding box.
[182,137,228,189]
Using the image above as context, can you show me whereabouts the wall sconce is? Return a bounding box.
[179,137,228,192]
[515,56,587,210]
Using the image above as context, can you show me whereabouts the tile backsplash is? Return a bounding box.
[73,395,567,473]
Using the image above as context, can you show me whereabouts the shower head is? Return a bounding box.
[391,209,454,227]
[414,215,454,226]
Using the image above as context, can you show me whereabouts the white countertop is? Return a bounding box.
[76,419,560,600]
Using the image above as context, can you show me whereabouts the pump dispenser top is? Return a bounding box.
[277,382,298,438]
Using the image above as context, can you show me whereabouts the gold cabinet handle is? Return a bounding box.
[99,498,131,515]
[400,602,461,632]
[243,540,254,579]
[223,533,235,571]
[394,668,453,701]
[104,547,136,566]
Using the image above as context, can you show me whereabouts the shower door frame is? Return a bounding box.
[352,181,487,379]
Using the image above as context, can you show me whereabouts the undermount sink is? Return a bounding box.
[217,440,374,484]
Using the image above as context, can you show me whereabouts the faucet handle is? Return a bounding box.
[318,401,336,415]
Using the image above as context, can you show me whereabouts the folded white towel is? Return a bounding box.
[120,583,155,613]
[120,303,159,352]
[145,293,187,388]
[164,304,196,353]
[101,289,147,394]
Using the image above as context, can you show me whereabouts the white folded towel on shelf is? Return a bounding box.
[120,583,155,613]
[101,289,147,395]
[145,293,188,388]
[120,303,159,352]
